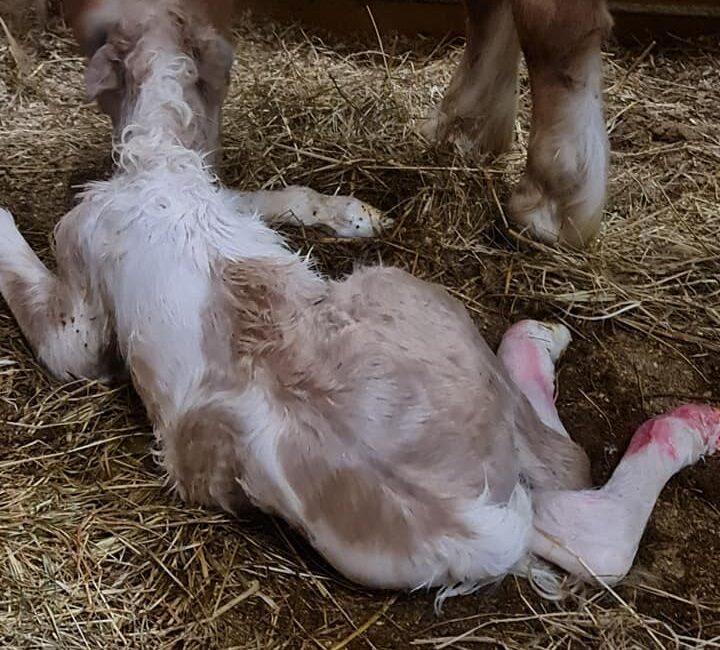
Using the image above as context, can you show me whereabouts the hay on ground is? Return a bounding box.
[0,11,719,650]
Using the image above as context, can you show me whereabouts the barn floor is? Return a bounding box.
[1,11,720,650]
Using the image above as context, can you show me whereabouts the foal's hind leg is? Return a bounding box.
[498,319,590,491]
[531,405,720,584]
[159,399,251,516]
[497,319,571,437]
[0,207,118,382]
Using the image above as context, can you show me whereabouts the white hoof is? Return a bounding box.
[505,320,572,363]
[539,322,572,363]
[323,197,392,238]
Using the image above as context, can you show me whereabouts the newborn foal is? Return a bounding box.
[1,1,717,602]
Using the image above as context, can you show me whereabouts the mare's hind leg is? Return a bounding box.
[497,319,571,437]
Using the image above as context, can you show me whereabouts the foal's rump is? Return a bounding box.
[216,260,544,589]
[227,263,540,588]
[236,379,535,592]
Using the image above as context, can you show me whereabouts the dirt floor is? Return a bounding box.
[1,10,719,650]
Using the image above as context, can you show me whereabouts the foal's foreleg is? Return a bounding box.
[228,186,391,238]
[498,319,591,491]
[0,208,116,381]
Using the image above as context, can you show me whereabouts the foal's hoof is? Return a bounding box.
[540,323,572,363]
[667,404,720,456]
[325,197,393,238]
[504,320,572,363]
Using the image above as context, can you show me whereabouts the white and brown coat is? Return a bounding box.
[1,0,718,605]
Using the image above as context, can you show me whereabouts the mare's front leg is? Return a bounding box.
[227,186,391,238]
[420,0,521,156]
[510,0,612,247]
[0,207,118,382]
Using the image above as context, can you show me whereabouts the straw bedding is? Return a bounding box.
[0,8,719,649]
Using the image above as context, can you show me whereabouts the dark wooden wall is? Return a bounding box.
[236,0,720,42]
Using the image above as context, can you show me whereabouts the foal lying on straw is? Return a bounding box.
[1,0,718,604]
